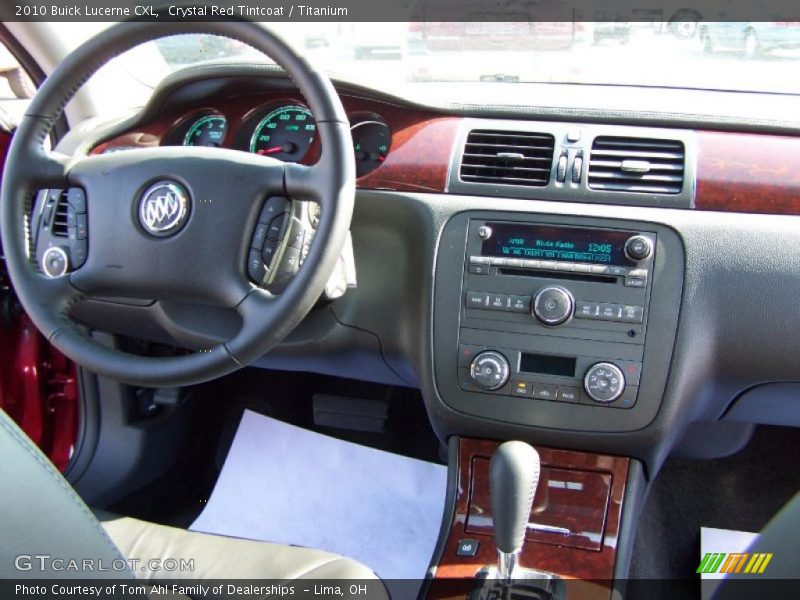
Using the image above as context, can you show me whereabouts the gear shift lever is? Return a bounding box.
[489,441,541,583]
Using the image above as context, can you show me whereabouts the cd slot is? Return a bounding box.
[499,268,616,284]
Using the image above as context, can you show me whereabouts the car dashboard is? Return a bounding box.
[49,63,800,475]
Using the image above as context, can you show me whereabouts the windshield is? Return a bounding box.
[57,21,800,113]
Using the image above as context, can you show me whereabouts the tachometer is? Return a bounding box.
[249,105,316,162]
[183,114,227,147]
[351,120,391,177]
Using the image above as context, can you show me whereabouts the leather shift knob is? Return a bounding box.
[489,441,541,554]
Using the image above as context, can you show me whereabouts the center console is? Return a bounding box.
[428,438,630,600]
[434,211,683,432]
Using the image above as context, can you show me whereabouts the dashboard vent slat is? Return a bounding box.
[51,191,70,238]
[588,136,685,194]
[460,129,555,187]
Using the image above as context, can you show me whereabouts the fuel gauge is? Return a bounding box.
[351,120,391,177]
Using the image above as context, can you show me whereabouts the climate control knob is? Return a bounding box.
[469,351,511,391]
[533,286,574,326]
[583,362,626,404]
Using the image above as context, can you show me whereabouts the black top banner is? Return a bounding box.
[2,0,800,22]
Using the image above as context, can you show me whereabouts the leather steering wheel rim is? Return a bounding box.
[0,22,355,387]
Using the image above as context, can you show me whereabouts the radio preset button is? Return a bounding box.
[584,362,626,404]
[508,295,532,313]
[598,303,622,321]
[469,351,510,390]
[533,286,574,326]
[575,301,598,319]
[489,294,508,310]
[620,305,644,323]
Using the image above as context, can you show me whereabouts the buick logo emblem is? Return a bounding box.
[138,181,190,237]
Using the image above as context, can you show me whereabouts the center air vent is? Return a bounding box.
[460,130,555,187]
[588,136,685,194]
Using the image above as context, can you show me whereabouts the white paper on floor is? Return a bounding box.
[191,409,447,586]
[699,526,759,600]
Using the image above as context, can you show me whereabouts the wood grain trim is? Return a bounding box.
[429,438,629,600]
[90,92,458,193]
[695,131,800,215]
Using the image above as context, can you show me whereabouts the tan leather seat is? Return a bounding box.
[95,510,380,581]
[0,409,384,596]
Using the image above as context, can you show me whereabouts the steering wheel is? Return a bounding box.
[0,22,355,387]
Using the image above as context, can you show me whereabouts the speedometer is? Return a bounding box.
[183,114,227,147]
[249,105,316,162]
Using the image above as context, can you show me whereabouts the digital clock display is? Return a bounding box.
[481,223,635,266]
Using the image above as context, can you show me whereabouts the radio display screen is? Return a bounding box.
[482,223,635,266]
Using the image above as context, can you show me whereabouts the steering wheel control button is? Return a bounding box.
[138,181,190,237]
[66,187,86,213]
[259,196,288,223]
[251,223,269,250]
[41,246,68,278]
[286,217,307,250]
[70,239,87,268]
[533,286,574,326]
[247,249,267,283]
[469,351,510,390]
[266,213,287,240]
[625,235,653,261]
[261,238,279,266]
[584,362,626,404]
[276,247,301,277]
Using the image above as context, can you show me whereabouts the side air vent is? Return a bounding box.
[588,136,685,194]
[51,191,70,237]
[460,130,555,187]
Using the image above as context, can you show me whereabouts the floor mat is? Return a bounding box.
[629,425,799,593]
[190,409,447,589]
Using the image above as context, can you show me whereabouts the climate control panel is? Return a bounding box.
[459,346,640,409]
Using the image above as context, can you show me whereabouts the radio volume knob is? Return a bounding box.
[533,286,574,326]
[625,235,652,261]
[469,351,510,390]
[583,362,626,404]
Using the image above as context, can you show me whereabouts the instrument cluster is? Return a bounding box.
[161,102,391,177]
